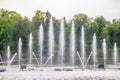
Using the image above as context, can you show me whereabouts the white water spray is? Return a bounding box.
[81,26,86,70]
[70,21,75,66]
[39,24,44,66]
[102,39,107,69]
[18,38,22,66]
[59,18,65,66]
[113,42,118,66]
[29,33,33,67]
[48,17,54,66]
[92,33,97,69]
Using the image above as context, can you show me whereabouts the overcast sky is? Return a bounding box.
[0,0,120,21]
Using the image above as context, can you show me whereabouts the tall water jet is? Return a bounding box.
[38,24,44,66]
[70,21,75,67]
[81,26,86,70]
[18,38,22,67]
[59,18,65,66]
[102,39,107,69]
[113,42,118,66]
[7,46,11,67]
[29,33,33,67]
[92,33,97,69]
[48,17,54,66]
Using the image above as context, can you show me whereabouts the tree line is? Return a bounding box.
[0,9,120,60]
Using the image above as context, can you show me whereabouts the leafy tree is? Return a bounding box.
[94,16,108,48]
[86,19,98,47]
[0,16,14,50]
[32,10,46,29]
[73,13,89,52]
[108,19,120,47]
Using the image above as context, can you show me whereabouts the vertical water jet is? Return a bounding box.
[59,18,65,66]
[92,33,97,69]
[70,21,75,67]
[81,26,86,70]
[102,39,107,69]
[18,38,22,67]
[48,17,54,66]
[39,24,44,66]
[7,46,10,67]
[29,33,33,67]
[113,42,118,67]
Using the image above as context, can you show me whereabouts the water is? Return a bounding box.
[48,17,54,66]
[32,52,40,65]
[38,24,44,66]
[81,26,86,70]
[1,18,120,80]
[113,42,118,66]
[102,39,107,69]
[2,19,120,70]
[59,18,65,66]
[18,38,22,67]
[29,33,33,67]
[92,33,97,69]
[8,53,17,66]
[70,21,75,67]
[7,46,10,67]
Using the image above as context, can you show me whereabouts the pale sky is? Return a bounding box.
[0,0,120,21]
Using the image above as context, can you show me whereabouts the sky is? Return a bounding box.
[0,0,120,21]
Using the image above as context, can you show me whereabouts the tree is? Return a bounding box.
[0,9,34,58]
[73,13,89,52]
[0,9,15,50]
[32,10,46,29]
[0,16,14,50]
[86,19,98,47]
[94,16,108,48]
[108,19,120,47]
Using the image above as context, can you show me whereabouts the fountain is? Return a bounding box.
[80,26,86,70]
[48,17,54,66]
[113,42,118,67]
[29,33,33,67]
[8,53,17,66]
[32,52,40,66]
[70,21,75,67]
[59,18,65,66]
[18,38,22,67]
[0,19,120,80]
[102,39,107,69]
[38,24,44,66]
[92,33,97,69]
[7,46,11,68]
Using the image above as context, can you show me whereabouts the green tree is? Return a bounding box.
[94,16,108,48]
[0,16,14,50]
[0,9,15,50]
[86,19,98,47]
[108,19,120,47]
[73,13,89,52]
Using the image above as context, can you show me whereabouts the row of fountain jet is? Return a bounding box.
[5,17,118,70]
